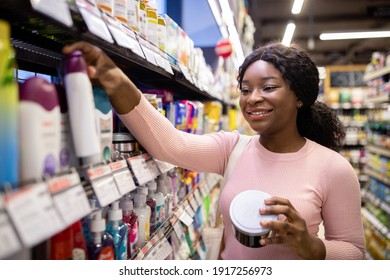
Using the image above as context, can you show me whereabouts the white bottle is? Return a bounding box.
[19,77,61,180]
[157,173,173,218]
[147,179,165,228]
[64,50,101,165]
[133,187,151,249]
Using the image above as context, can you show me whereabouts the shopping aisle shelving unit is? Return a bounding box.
[361,65,390,260]
[0,0,227,260]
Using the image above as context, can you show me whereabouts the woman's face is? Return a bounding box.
[238,60,300,136]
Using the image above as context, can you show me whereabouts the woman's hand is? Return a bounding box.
[259,197,326,259]
[62,41,141,114]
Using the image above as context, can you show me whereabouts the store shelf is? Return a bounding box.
[365,144,390,158]
[364,167,390,186]
[0,0,226,104]
[365,94,390,105]
[363,66,390,82]
[362,189,390,216]
[361,208,390,240]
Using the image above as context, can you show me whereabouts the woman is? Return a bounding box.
[63,41,365,259]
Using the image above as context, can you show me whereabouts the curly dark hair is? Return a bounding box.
[237,42,345,152]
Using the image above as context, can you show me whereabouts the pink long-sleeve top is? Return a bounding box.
[119,95,366,260]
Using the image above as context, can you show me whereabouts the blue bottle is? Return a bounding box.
[106,200,128,260]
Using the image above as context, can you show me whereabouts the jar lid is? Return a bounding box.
[229,190,278,236]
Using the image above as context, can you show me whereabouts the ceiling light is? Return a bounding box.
[291,0,304,14]
[319,30,390,40]
[282,22,296,46]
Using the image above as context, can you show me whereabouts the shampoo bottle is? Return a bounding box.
[147,179,165,229]
[105,200,128,260]
[64,50,101,165]
[87,209,116,260]
[19,77,61,180]
[120,195,138,258]
[0,20,19,189]
[157,173,172,219]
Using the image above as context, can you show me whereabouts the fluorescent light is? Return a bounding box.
[291,0,304,14]
[282,22,296,46]
[207,0,229,38]
[320,30,390,40]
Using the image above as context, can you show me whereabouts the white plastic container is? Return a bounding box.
[64,50,101,165]
[229,190,278,248]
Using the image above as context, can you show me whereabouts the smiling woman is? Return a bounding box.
[62,40,365,259]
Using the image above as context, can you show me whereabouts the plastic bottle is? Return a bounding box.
[106,200,128,260]
[81,198,98,245]
[145,181,157,233]
[147,179,165,229]
[120,195,138,258]
[87,209,116,260]
[64,50,101,166]
[19,77,61,180]
[93,87,113,161]
[133,186,151,249]
[0,20,19,189]
[157,173,173,218]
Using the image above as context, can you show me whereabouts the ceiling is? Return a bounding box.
[246,0,390,66]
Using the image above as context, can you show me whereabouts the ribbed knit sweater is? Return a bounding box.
[119,95,366,260]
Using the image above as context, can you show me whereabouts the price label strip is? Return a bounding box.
[109,159,136,195]
[47,171,91,227]
[31,0,73,27]
[0,195,22,259]
[177,205,193,226]
[142,155,161,180]
[4,182,65,248]
[144,237,173,260]
[127,156,153,186]
[103,13,134,50]
[154,159,175,174]
[122,27,145,58]
[87,165,121,207]
[139,39,158,66]
[76,0,114,43]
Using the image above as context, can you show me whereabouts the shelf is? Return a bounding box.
[0,0,227,104]
[363,66,390,82]
[361,208,390,240]
[362,189,390,216]
[364,167,390,186]
[365,144,390,158]
[365,94,390,105]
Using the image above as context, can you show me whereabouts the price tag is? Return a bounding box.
[0,195,23,259]
[153,53,168,70]
[87,165,121,207]
[31,0,73,27]
[47,172,91,227]
[183,201,196,218]
[142,155,160,180]
[144,237,173,260]
[154,159,175,174]
[77,0,114,43]
[178,64,193,84]
[103,14,134,50]
[139,40,158,66]
[127,156,153,186]
[109,160,136,195]
[5,182,65,247]
[178,205,193,226]
[121,27,145,58]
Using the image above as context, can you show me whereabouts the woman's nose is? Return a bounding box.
[247,89,264,104]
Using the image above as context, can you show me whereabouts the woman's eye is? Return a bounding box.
[264,86,277,91]
[240,89,252,95]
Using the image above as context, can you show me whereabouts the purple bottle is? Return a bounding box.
[87,209,116,260]
[19,77,61,180]
[120,196,138,258]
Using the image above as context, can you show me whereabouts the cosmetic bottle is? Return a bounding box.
[106,200,128,260]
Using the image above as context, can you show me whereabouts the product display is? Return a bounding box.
[0,0,388,262]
